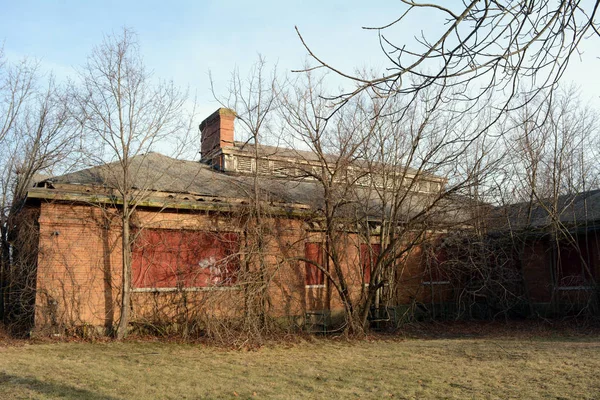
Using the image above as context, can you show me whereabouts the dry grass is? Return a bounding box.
[0,334,599,399]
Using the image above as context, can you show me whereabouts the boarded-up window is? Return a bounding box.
[360,243,381,284]
[132,230,240,288]
[422,243,449,284]
[305,242,325,286]
[557,236,594,287]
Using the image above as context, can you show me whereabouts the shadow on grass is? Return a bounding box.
[392,320,600,342]
[0,372,117,399]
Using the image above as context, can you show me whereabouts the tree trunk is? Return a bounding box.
[117,208,131,340]
[0,222,8,322]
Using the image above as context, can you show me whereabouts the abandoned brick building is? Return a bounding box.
[15,108,600,333]
[16,108,453,332]
[492,190,600,316]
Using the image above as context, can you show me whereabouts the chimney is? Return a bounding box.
[199,108,236,164]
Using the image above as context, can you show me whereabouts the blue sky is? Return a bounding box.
[2,0,403,117]
[2,0,599,121]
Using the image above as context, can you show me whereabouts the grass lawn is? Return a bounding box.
[0,332,599,399]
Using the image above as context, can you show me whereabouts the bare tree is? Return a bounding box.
[277,69,377,333]
[432,86,600,322]
[210,56,283,340]
[0,45,80,329]
[296,2,599,116]
[290,2,600,327]
[496,87,599,314]
[277,66,514,333]
[73,28,193,339]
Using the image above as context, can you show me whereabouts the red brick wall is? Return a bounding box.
[33,201,445,331]
[35,203,122,329]
[34,203,313,330]
[200,108,235,160]
[521,234,600,305]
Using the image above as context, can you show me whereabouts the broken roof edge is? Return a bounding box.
[26,186,313,218]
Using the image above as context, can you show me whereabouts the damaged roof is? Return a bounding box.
[28,152,473,225]
[45,152,257,199]
[31,152,329,211]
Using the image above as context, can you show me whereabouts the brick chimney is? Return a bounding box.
[199,108,236,164]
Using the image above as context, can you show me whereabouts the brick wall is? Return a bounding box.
[200,108,235,163]
[35,203,122,330]
[33,201,445,331]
